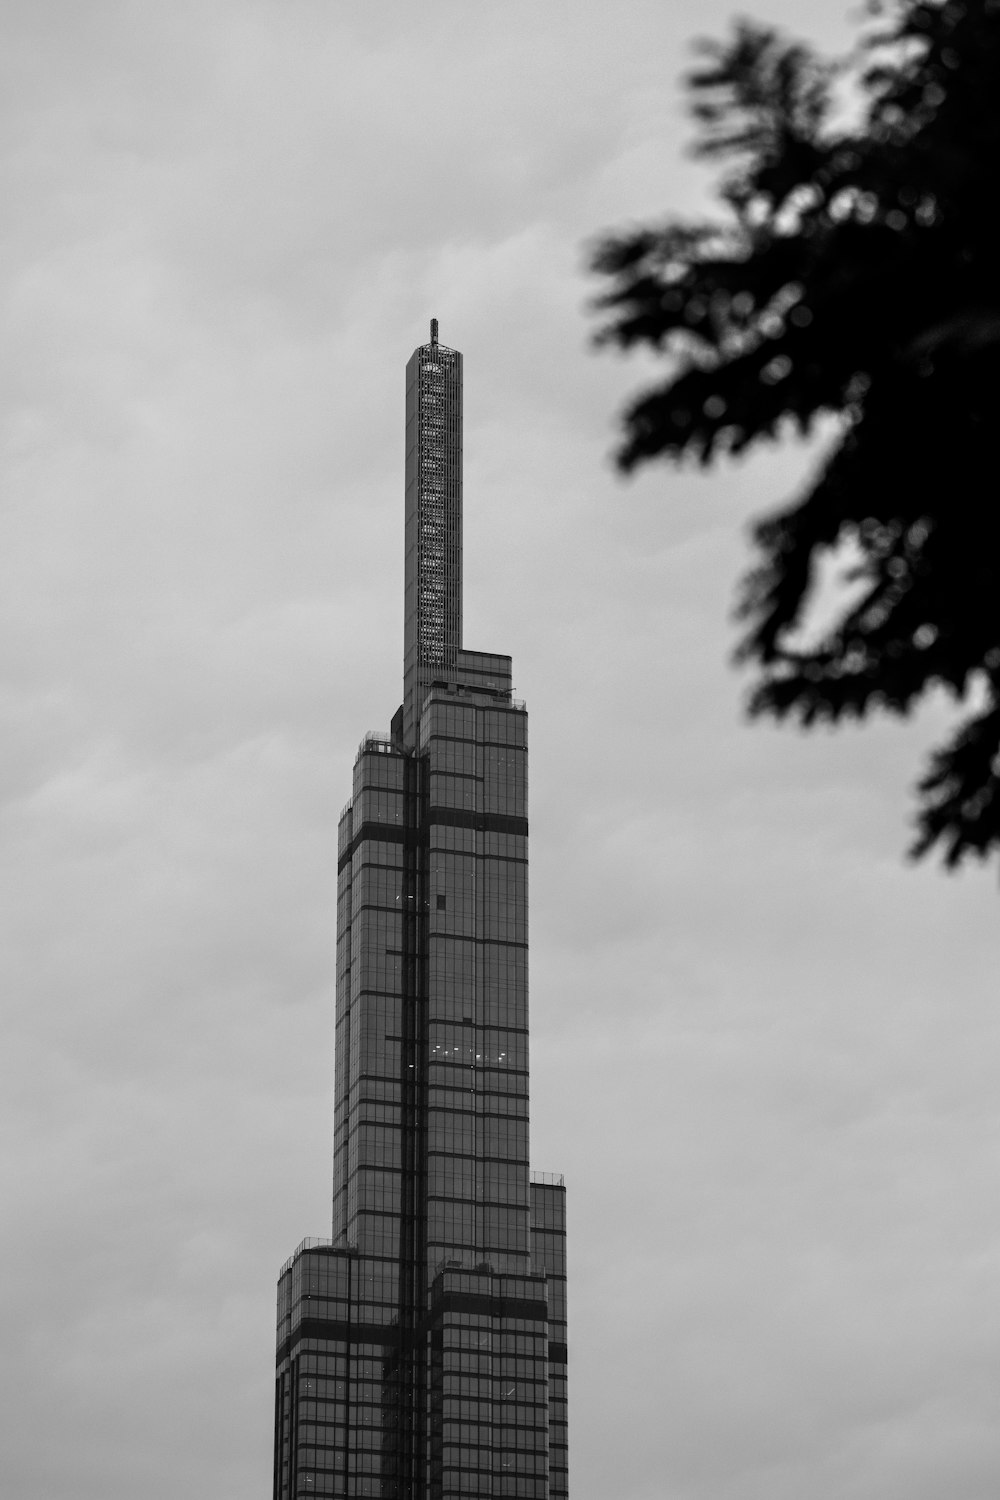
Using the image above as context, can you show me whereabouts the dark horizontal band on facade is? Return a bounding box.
[278,1322,562,1369]
[278,1319,398,1361]
[346,1153,533,1167]
[339,812,528,871]
[338,822,411,870]
[430,809,528,837]
[422,733,526,748]
[352,851,528,887]
[344,1104,530,1116]
[335,989,529,1012]
[346,1075,531,1091]
[430,1290,548,1323]
[342,937,526,959]
[345,1103,530,1121]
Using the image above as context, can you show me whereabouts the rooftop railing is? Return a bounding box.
[530,1171,566,1187]
[277,1236,336,1278]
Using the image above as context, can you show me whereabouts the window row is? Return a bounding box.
[353,752,404,793]
[426,1205,529,1250]
[295,1298,395,1327]
[427,1087,528,1118]
[350,866,404,908]
[340,1220,399,1257]
[429,1026,527,1067]
[428,1159,530,1205]
[441,1396,548,1424]
[352,839,404,871]
[441,1424,547,1451]
[349,1098,400,1126]
[298,1381,349,1402]
[423,708,525,749]
[440,1448,545,1475]
[295,1449,381,1479]
[428,1113,528,1158]
[429,826,527,862]
[297,1352,348,1375]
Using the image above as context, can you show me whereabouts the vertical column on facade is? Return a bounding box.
[531,1180,568,1499]
[332,802,354,1243]
[273,1362,290,1499]
[383,749,429,1500]
[336,745,409,1498]
[341,742,408,1259]
[474,702,530,1273]
[420,694,530,1283]
[425,1267,551,1500]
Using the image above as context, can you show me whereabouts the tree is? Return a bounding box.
[590,0,1000,867]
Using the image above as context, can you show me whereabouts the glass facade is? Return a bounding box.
[274,325,568,1500]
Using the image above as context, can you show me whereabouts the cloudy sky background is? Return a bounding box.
[3,3,1000,1497]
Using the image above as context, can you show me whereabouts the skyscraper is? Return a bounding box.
[273,322,568,1500]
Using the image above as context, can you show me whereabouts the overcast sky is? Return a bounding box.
[3,3,1000,1498]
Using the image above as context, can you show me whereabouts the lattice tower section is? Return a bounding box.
[403,325,462,745]
[415,350,460,664]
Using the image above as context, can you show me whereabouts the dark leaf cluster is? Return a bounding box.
[591,0,1000,867]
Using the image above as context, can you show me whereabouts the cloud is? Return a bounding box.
[2,3,997,1499]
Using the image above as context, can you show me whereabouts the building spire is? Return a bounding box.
[402,327,463,746]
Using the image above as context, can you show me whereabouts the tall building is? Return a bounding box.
[273,322,568,1500]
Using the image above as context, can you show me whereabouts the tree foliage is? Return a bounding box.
[590,0,1000,867]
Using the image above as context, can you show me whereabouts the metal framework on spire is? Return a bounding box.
[402,323,462,744]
